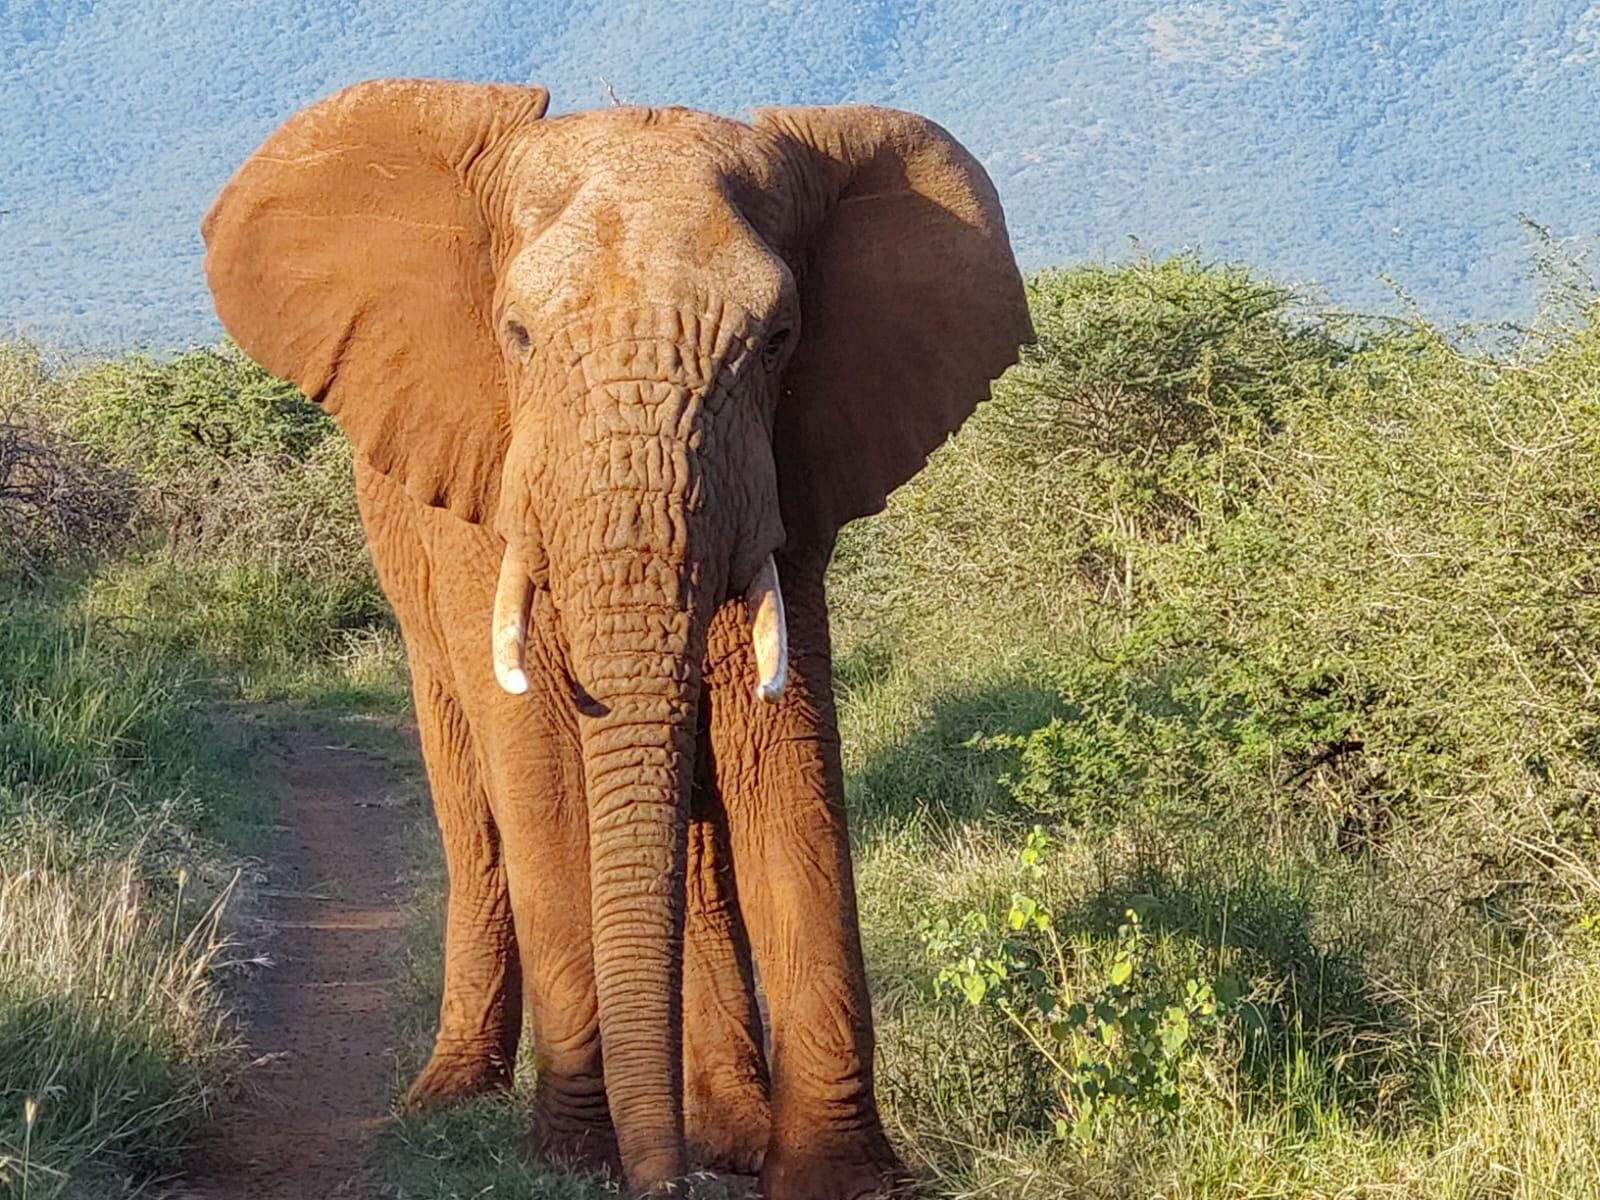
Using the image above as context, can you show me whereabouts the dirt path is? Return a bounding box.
[181,727,413,1199]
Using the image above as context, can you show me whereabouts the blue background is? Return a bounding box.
[4,1,1598,349]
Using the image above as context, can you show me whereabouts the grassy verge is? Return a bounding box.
[0,341,402,1199]
[11,252,1600,1199]
[0,578,251,1197]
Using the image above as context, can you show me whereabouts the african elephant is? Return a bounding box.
[201,79,1029,1199]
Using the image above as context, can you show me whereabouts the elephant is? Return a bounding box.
[201,78,1030,1199]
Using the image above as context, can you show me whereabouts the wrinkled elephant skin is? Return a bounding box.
[202,79,1031,1199]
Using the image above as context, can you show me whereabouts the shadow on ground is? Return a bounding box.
[842,673,1063,831]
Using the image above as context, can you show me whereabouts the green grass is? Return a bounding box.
[9,253,1600,1197]
[0,583,257,1197]
[0,341,402,1198]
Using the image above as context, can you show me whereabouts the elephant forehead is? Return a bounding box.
[537,105,776,169]
[499,124,800,326]
[501,220,793,345]
[498,107,800,246]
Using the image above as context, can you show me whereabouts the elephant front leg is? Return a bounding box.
[682,804,770,1175]
[406,673,522,1110]
[705,573,906,1200]
[496,787,617,1175]
[725,742,903,1200]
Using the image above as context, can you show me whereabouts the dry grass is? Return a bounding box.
[0,859,241,1196]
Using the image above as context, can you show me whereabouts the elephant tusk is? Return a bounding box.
[745,553,788,704]
[492,547,534,696]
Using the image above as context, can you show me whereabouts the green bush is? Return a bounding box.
[2,337,390,683]
[1015,305,1600,913]
[832,256,1344,640]
[852,256,1600,915]
[57,343,369,574]
[58,342,331,472]
[837,257,1600,1195]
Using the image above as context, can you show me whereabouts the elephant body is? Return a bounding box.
[203,80,1029,1199]
[356,459,869,1180]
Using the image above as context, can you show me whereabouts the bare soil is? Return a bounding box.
[180,727,412,1199]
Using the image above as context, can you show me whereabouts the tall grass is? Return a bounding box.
[0,860,237,1196]
[0,590,252,1198]
[0,340,398,1198]
[830,256,1600,1196]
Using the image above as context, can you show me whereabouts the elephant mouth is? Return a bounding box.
[490,547,790,705]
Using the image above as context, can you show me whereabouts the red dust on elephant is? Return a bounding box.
[202,78,1030,1199]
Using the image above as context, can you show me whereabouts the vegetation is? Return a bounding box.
[8,251,1600,1196]
[0,341,402,1198]
[834,255,1600,1196]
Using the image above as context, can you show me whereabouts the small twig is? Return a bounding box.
[599,76,622,106]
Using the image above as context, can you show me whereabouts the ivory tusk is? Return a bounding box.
[492,547,534,696]
[745,553,789,704]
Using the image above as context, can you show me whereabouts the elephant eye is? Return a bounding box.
[505,319,532,356]
[761,326,793,369]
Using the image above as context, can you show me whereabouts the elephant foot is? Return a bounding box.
[687,1129,766,1178]
[760,1137,912,1200]
[404,1041,513,1111]
[531,1083,619,1178]
[685,1078,769,1174]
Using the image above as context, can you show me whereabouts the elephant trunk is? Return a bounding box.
[489,333,790,1190]
[568,559,705,1189]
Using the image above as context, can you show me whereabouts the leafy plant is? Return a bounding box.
[57,342,330,474]
[920,828,1234,1141]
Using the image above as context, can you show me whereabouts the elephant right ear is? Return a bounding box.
[202,78,549,523]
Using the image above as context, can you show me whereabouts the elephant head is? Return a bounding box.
[202,78,1029,1193]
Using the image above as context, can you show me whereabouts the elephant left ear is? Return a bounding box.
[751,105,1033,547]
[202,79,550,524]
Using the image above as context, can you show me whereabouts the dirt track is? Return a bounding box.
[181,728,411,1199]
